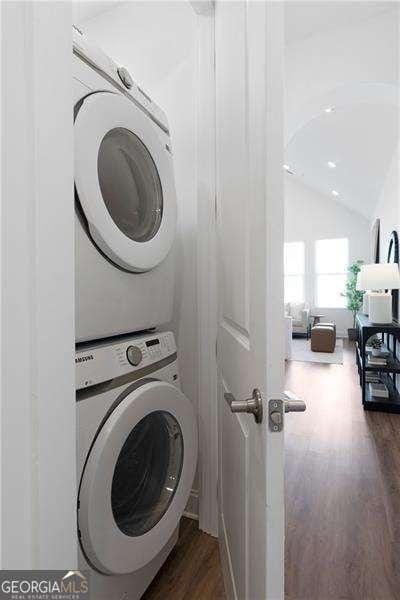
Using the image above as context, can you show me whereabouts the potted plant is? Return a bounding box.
[369,335,383,357]
[342,260,364,341]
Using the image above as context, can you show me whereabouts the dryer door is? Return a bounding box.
[78,379,197,575]
[75,92,177,272]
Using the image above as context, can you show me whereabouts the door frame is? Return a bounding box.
[1,1,76,568]
[194,1,219,537]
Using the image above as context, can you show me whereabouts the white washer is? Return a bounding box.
[76,331,197,600]
[74,28,177,343]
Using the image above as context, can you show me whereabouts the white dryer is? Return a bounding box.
[76,331,197,600]
[74,28,177,343]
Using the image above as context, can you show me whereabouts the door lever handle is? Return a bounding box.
[224,388,263,423]
[268,391,306,432]
[283,390,306,413]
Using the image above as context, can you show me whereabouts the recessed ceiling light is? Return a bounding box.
[332,190,339,196]
[325,106,335,113]
[327,161,337,168]
[283,164,290,171]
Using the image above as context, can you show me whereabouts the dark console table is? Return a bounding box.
[355,313,400,413]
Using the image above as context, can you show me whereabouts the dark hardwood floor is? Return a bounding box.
[285,340,400,600]
[142,517,226,600]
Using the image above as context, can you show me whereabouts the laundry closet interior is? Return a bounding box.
[2,0,284,597]
[73,2,214,599]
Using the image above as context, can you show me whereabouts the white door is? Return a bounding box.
[215,2,285,599]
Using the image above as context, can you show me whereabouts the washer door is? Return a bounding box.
[75,92,177,272]
[78,380,197,575]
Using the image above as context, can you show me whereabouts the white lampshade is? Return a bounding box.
[356,270,364,291]
[356,263,400,291]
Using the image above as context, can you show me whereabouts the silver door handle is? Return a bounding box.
[224,388,263,423]
[283,390,306,413]
[268,391,306,432]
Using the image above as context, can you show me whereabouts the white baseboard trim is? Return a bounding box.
[183,489,199,520]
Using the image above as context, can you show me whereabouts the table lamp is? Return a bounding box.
[356,263,400,323]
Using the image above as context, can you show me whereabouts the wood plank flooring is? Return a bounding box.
[285,340,400,600]
[142,517,226,600]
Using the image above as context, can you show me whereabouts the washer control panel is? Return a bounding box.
[75,331,176,390]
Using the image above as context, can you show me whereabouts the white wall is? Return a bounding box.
[1,1,76,568]
[371,143,400,395]
[77,2,200,506]
[371,143,400,325]
[373,143,400,265]
[285,177,371,335]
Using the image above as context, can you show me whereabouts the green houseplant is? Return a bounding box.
[343,260,364,340]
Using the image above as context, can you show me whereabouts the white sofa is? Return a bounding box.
[285,302,310,337]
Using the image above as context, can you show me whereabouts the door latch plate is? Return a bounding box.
[269,398,284,432]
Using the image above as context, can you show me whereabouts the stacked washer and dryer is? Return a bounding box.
[74,28,197,600]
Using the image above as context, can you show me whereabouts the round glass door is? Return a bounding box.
[74,92,177,272]
[111,410,183,537]
[98,127,163,244]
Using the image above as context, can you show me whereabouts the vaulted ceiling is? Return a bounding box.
[284,1,400,218]
[286,100,399,219]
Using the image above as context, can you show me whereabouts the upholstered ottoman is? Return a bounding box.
[311,323,336,353]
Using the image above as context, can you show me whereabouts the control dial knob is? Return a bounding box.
[117,66,134,89]
[126,345,143,367]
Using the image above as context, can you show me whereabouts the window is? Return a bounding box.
[284,241,305,303]
[315,238,348,308]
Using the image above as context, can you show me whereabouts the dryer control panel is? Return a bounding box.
[75,331,176,391]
